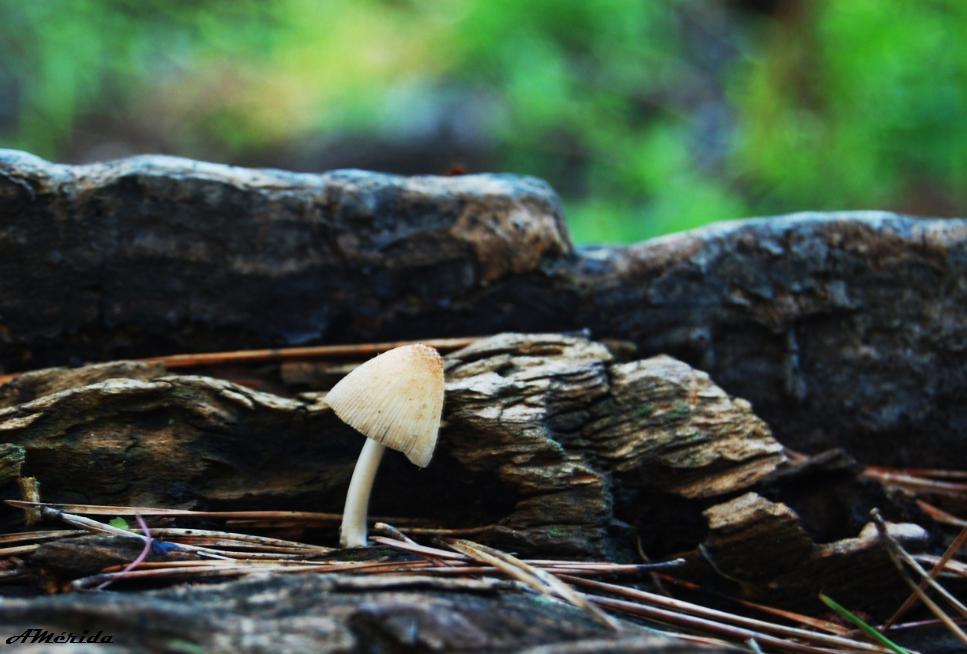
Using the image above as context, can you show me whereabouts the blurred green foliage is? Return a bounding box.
[1,0,965,243]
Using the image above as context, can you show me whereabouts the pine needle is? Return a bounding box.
[883,525,967,628]
[870,509,967,647]
[819,594,910,654]
[447,538,623,632]
[5,499,423,525]
[566,575,887,652]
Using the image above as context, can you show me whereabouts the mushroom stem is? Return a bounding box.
[340,437,386,547]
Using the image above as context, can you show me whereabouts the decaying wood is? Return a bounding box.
[28,534,197,580]
[0,574,735,653]
[0,361,166,410]
[697,493,928,609]
[0,443,24,486]
[2,151,966,467]
[0,333,940,618]
[0,151,961,645]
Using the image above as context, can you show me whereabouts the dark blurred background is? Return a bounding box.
[2,0,965,243]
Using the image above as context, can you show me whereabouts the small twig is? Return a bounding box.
[40,507,148,541]
[369,536,468,561]
[33,507,235,560]
[0,337,482,385]
[883,525,967,628]
[0,530,84,545]
[371,522,419,545]
[146,336,480,369]
[655,574,851,635]
[95,515,153,591]
[372,536,685,576]
[101,559,330,570]
[6,500,344,523]
[585,593,857,654]
[134,528,333,555]
[886,618,967,633]
[866,466,967,481]
[864,469,967,497]
[636,531,671,596]
[447,539,623,632]
[870,509,967,647]
[915,500,967,528]
[912,554,967,578]
[396,524,498,537]
[871,512,967,619]
[525,559,685,572]
[563,576,886,652]
[5,499,422,526]
[0,545,41,556]
[373,523,452,567]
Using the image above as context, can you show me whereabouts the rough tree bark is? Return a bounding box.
[1,151,965,467]
[0,574,734,653]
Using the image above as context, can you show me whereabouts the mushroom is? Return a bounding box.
[325,344,445,547]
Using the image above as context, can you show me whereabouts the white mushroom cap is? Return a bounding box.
[325,344,444,467]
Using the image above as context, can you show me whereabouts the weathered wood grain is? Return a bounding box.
[2,151,965,466]
[0,333,937,616]
[0,574,734,653]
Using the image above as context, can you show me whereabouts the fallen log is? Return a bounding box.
[0,333,937,617]
[1,151,965,466]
